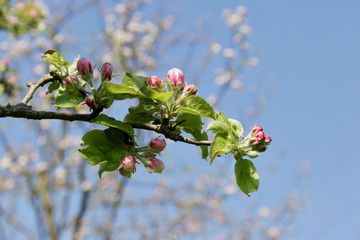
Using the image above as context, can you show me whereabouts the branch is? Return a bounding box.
[0,104,212,146]
[21,74,55,104]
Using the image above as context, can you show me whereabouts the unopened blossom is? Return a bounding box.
[147,75,163,88]
[145,157,164,173]
[85,99,94,106]
[77,58,93,76]
[101,62,113,81]
[185,84,198,95]
[167,68,185,87]
[122,156,136,172]
[65,75,77,86]
[149,138,166,152]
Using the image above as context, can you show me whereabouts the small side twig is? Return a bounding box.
[21,74,54,104]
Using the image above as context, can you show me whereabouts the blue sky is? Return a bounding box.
[169,0,360,239]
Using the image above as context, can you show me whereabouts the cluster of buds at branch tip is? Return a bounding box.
[145,157,164,173]
[101,62,113,81]
[148,75,163,88]
[149,137,166,152]
[238,125,272,158]
[167,68,185,87]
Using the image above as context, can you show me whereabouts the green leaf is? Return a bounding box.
[215,112,228,123]
[142,88,173,102]
[234,159,259,196]
[123,100,159,123]
[78,128,128,178]
[206,121,230,134]
[175,113,208,159]
[42,49,71,67]
[125,73,147,89]
[209,133,235,164]
[103,81,144,97]
[54,87,84,108]
[46,80,60,94]
[176,96,215,119]
[90,114,134,137]
[228,119,243,140]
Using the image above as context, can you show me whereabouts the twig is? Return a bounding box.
[21,74,55,104]
[0,104,212,146]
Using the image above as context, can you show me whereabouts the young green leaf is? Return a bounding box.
[228,118,244,140]
[175,113,208,159]
[103,81,145,97]
[125,73,148,89]
[176,96,215,119]
[42,49,71,67]
[46,80,60,94]
[54,87,84,108]
[142,87,173,102]
[206,121,230,134]
[209,133,235,164]
[90,114,134,138]
[215,112,229,123]
[123,100,159,123]
[234,159,259,196]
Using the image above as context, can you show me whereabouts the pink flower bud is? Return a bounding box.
[185,84,198,95]
[167,68,185,87]
[148,75,163,88]
[101,62,113,81]
[65,75,77,86]
[250,137,259,145]
[86,99,94,106]
[265,135,272,143]
[145,157,164,173]
[122,156,136,172]
[77,58,93,76]
[150,138,166,152]
[255,131,265,140]
[252,125,263,134]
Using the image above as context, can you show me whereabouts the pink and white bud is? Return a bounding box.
[77,58,93,76]
[185,84,198,95]
[148,75,163,88]
[255,131,265,140]
[252,125,263,134]
[265,135,272,143]
[122,156,136,172]
[85,99,94,106]
[145,157,164,173]
[65,75,77,86]
[167,68,185,87]
[150,138,166,152]
[101,62,113,81]
[250,137,260,145]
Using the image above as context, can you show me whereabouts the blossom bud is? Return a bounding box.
[250,137,259,145]
[101,62,113,81]
[255,131,265,140]
[65,75,77,87]
[265,135,272,143]
[85,99,94,106]
[122,156,136,172]
[150,138,166,152]
[167,68,185,87]
[252,125,263,134]
[77,58,93,76]
[185,84,198,95]
[145,157,164,173]
[148,75,163,88]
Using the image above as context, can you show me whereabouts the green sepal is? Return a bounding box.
[234,157,259,196]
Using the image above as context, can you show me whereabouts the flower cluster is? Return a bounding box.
[238,125,272,158]
[119,137,166,178]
